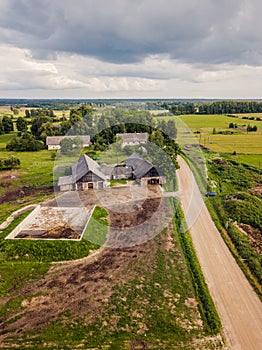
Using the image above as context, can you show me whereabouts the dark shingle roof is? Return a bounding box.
[112,166,133,176]
[72,155,106,182]
[124,153,160,179]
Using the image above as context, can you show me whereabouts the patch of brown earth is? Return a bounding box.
[15,225,80,240]
[0,186,53,205]
[248,183,262,197]
[0,243,158,340]
[234,222,262,255]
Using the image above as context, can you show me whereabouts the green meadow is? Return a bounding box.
[0,133,56,223]
[156,114,262,167]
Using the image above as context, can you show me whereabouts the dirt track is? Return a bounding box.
[177,155,262,350]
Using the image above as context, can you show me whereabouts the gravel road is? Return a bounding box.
[177,155,262,350]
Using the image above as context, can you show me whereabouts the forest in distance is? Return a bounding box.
[1,98,262,115]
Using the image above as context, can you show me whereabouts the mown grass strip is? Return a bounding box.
[174,200,221,335]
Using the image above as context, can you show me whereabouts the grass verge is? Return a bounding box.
[174,200,221,335]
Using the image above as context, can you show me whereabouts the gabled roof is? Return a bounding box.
[72,155,106,182]
[124,153,160,179]
[46,135,90,146]
[116,133,148,142]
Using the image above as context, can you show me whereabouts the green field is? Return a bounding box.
[179,114,262,131]
[0,133,56,223]
[156,114,262,167]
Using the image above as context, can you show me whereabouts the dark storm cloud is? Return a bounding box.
[0,0,261,66]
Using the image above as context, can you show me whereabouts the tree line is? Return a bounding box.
[2,106,178,155]
[169,100,262,115]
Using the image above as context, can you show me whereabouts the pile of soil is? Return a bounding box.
[15,225,80,240]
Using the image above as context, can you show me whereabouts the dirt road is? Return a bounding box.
[177,155,262,350]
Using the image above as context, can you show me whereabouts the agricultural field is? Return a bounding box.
[156,114,262,167]
[0,105,260,348]
[0,106,70,119]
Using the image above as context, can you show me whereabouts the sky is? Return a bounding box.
[0,0,262,99]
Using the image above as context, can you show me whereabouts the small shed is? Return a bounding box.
[111,165,133,180]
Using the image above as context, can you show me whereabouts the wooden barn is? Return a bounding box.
[124,153,166,185]
[58,155,107,192]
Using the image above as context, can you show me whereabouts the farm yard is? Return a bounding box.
[0,183,224,349]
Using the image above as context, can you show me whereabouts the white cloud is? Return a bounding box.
[0,0,261,98]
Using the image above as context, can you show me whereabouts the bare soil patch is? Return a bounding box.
[0,185,53,205]
[0,230,160,341]
[248,183,262,196]
[234,222,262,255]
[15,224,80,239]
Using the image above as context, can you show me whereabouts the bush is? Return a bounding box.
[0,156,21,170]
[6,132,44,151]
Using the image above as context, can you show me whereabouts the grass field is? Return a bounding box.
[156,114,262,167]
[179,114,262,131]
[0,133,56,223]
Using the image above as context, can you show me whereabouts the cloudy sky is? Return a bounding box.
[0,0,261,99]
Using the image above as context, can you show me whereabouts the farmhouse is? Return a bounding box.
[124,152,166,185]
[58,154,107,191]
[116,132,148,148]
[46,135,90,150]
[58,153,166,192]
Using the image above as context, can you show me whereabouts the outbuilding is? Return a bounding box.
[46,135,90,150]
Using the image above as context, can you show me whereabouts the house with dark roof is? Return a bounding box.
[58,152,165,192]
[46,135,90,150]
[124,152,166,185]
[58,155,107,192]
[116,133,148,148]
